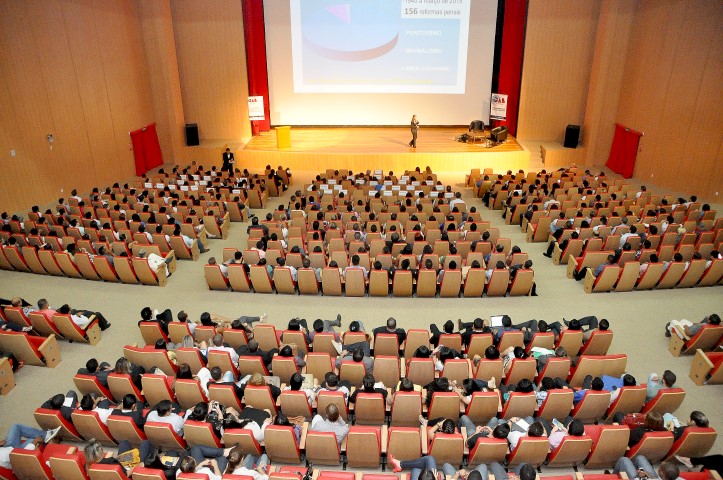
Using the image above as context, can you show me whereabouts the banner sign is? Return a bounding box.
[248,96,265,121]
[490,93,508,121]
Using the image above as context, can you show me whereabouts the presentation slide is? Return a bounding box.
[290,0,471,94]
[264,0,498,125]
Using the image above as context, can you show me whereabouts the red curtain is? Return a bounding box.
[130,123,164,176]
[606,124,642,179]
[242,0,271,132]
[494,0,527,136]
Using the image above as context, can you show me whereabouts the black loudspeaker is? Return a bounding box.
[564,124,580,148]
[185,123,199,146]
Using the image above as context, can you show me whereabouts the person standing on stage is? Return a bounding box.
[221,148,235,172]
[409,115,419,148]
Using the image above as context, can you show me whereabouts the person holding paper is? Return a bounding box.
[221,148,235,172]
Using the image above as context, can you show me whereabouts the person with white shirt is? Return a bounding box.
[79,393,114,424]
[57,303,112,331]
[207,257,228,277]
[619,225,640,248]
[344,254,368,280]
[138,249,171,277]
[206,333,239,364]
[275,257,297,281]
[226,452,270,480]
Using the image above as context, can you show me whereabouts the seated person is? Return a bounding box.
[572,375,606,405]
[110,394,146,428]
[646,370,676,402]
[78,393,115,425]
[283,372,317,405]
[77,358,112,387]
[146,399,185,436]
[316,372,350,402]
[665,313,720,338]
[57,304,111,331]
[41,391,78,422]
[349,373,388,403]
[309,403,349,445]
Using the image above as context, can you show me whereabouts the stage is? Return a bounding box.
[232,127,532,174]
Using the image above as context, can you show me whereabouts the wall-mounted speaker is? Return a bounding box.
[185,123,199,146]
[564,124,580,148]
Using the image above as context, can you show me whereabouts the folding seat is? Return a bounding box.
[0,357,14,395]
[171,349,204,376]
[144,421,187,450]
[387,427,423,461]
[605,385,647,419]
[3,245,31,272]
[467,334,494,358]
[579,330,613,356]
[243,385,277,413]
[223,329,249,350]
[207,384,244,411]
[625,431,674,463]
[505,358,536,386]
[640,388,686,414]
[272,357,300,384]
[134,468,173,480]
[174,378,208,410]
[264,425,302,463]
[372,333,399,357]
[167,321,193,345]
[391,270,413,297]
[339,360,366,388]
[571,391,611,423]
[48,446,92,480]
[138,321,168,346]
[73,374,114,400]
[123,346,177,376]
[427,391,461,421]
[317,390,349,422]
[304,431,342,466]
[253,324,280,352]
[390,391,422,427]
[281,330,309,355]
[526,331,555,353]
[194,325,218,346]
[204,213,230,239]
[439,270,462,297]
[500,392,536,420]
[438,333,463,352]
[249,265,274,293]
[556,329,584,357]
[56,252,84,278]
[698,258,723,286]
[668,324,723,357]
[278,390,313,420]
[34,408,83,442]
[141,374,176,406]
[546,434,593,467]
[656,262,686,289]
[485,269,510,296]
[568,355,627,388]
[690,350,723,385]
[463,391,499,425]
[406,358,435,387]
[371,356,400,391]
[2,306,32,329]
[344,268,367,297]
[404,329,430,359]
[441,359,471,385]
[205,265,230,290]
[170,235,199,260]
[184,419,222,448]
[475,359,503,383]
[584,424,630,468]
[37,249,65,276]
[53,313,101,345]
[228,264,252,292]
[306,352,334,382]
[428,431,465,467]
[72,410,117,445]
[506,436,550,467]
[222,428,263,457]
[27,311,63,338]
[664,426,717,460]
[498,331,525,352]
[462,269,486,297]
[321,267,343,296]
[0,331,61,367]
[21,245,48,274]
[10,443,73,480]
[235,357,269,380]
[509,270,534,296]
[208,350,240,379]
[368,269,390,297]
[635,262,664,290]
[536,389,574,422]
[345,426,386,469]
[615,261,641,292]
[342,331,368,347]
[106,415,147,445]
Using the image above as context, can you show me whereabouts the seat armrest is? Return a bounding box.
[380,425,388,454]
[299,422,308,450]
[39,334,61,367]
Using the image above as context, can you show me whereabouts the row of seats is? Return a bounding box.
[205,264,535,298]
[0,244,176,287]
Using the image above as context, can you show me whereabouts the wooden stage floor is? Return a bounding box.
[234,127,531,173]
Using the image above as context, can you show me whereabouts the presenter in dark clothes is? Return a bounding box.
[221,148,235,172]
[409,115,419,148]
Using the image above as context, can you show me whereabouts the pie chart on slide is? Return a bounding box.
[302,0,400,61]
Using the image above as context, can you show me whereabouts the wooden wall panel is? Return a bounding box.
[517,0,600,143]
[617,0,722,199]
[0,0,154,213]
[171,0,252,142]
[582,0,635,167]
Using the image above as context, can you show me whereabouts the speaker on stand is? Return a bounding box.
[185,123,199,146]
